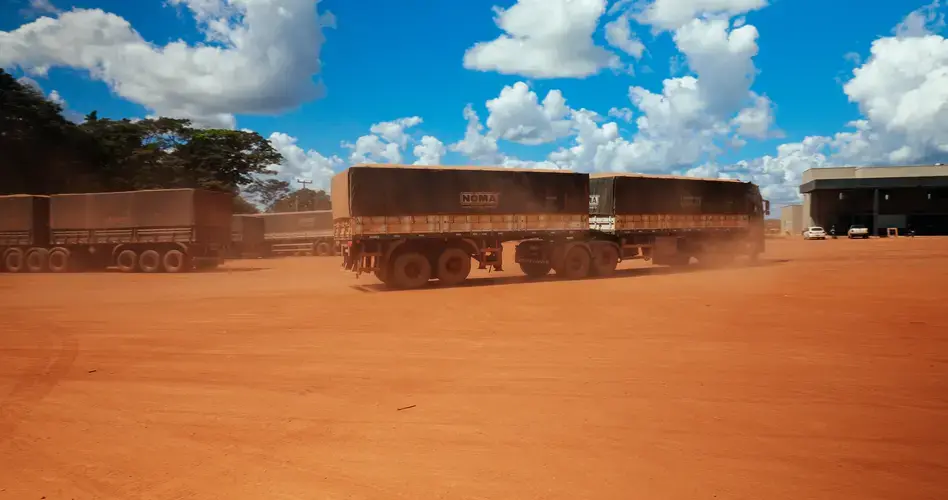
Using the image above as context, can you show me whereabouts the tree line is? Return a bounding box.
[0,69,330,214]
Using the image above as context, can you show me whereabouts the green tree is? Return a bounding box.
[175,129,282,192]
[0,69,101,194]
[232,195,261,214]
[270,188,332,212]
[246,178,292,209]
[1,69,287,200]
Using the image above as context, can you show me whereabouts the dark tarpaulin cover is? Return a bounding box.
[49,189,232,230]
[255,211,333,235]
[345,166,589,217]
[590,175,754,215]
[0,195,49,233]
[231,215,265,243]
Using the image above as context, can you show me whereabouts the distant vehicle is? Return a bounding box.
[0,189,231,273]
[803,226,827,240]
[847,224,870,239]
[248,211,338,257]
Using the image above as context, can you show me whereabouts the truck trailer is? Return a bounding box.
[568,173,767,270]
[249,210,337,257]
[230,214,266,258]
[334,165,770,290]
[333,163,590,288]
[0,188,232,273]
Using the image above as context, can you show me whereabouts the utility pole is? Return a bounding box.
[296,178,313,212]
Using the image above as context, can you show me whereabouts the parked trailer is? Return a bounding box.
[0,189,232,273]
[251,210,338,257]
[0,195,51,272]
[334,165,771,290]
[334,164,589,289]
[514,173,770,278]
[230,214,266,258]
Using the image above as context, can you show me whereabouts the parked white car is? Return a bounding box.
[847,224,870,239]
[803,226,827,240]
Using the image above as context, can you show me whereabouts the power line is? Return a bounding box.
[295,178,313,211]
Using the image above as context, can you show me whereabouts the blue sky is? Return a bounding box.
[2,0,947,203]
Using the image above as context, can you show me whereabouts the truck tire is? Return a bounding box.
[519,262,551,278]
[315,241,332,256]
[4,248,24,273]
[116,249,138,273]
[139,250,162,273]
[590,244,619,277]
[47,248,71,273]
[436,247,472,286]
[390,251,431,289]
[162,249,190,273]
[555,246,591,280]
[374,268,392,285]
[25,248,48,273]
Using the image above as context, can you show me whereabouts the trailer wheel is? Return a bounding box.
[519,262,552,278]
[390,251,432,289]
[555,246,591,280]
[116,249,138,273]
[162,249,190,273]
[315,241,332,257]
[590,244,619,277]
[25,248,48,273]
[374,268,392,285]
[436,247,472,286]
[47,248,71,273]
[3,248,24,273]
[139,250,162,273]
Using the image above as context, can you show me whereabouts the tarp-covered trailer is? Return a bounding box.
[42,188,233,273]
[252,210,336,256]
[332,163,589,289]
[587,173,769,265]
[0,195,51,272]
[230,214,266,258]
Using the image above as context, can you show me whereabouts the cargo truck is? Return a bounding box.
[518,173,770,276]
[250,210,338,257]
[230,214,266,258]
[333,164,590,289]
[0,188,232,273]
[333,165,770,290]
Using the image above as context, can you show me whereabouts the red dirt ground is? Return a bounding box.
[2,237,947,500]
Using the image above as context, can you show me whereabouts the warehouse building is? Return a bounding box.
[799,165,948,236]
[780,204,803,235]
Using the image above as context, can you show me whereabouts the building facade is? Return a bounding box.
[780,204,803,235]
[799,165,948,236]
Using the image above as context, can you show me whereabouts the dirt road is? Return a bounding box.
[2,238,947,499]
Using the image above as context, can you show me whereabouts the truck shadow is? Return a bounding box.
[351,258,790,293]
[10,266,269,275]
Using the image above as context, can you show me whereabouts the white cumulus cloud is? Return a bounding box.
[343,116,426,165]
[267,131,343,191]
[485,82,573,145]
[462,0,620,78]
[705,1,948,206]
[413,136,447,166]
[0,0,336,129]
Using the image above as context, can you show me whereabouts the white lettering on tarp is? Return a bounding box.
[589,194,600,210]
[460,192,500,208]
